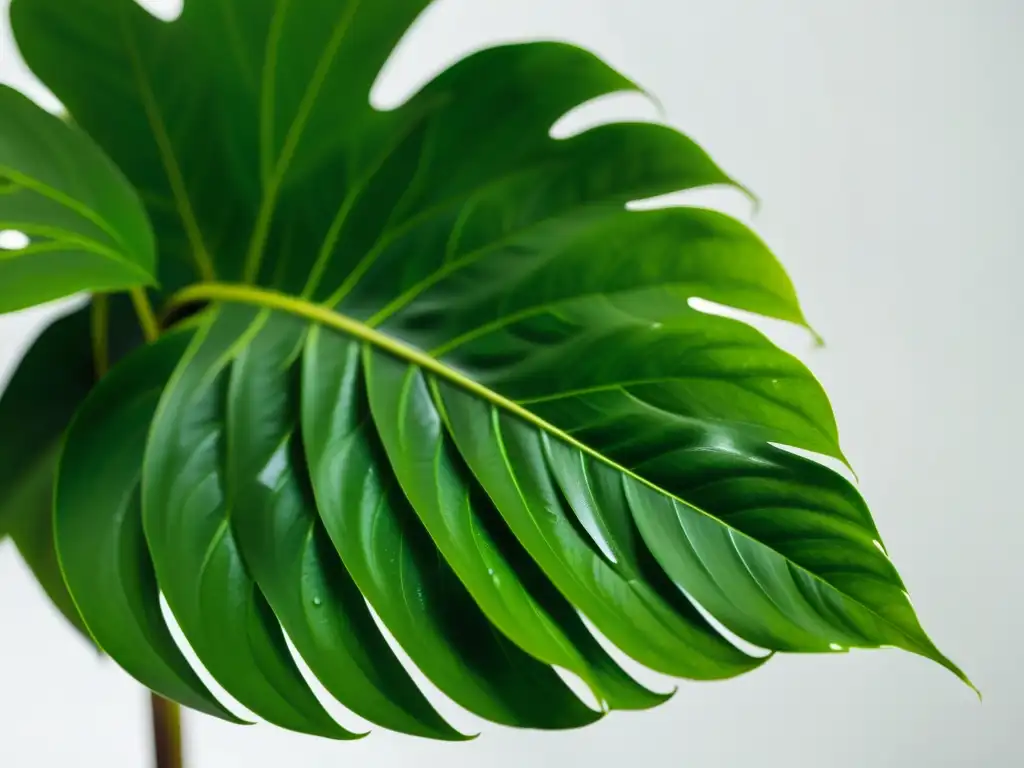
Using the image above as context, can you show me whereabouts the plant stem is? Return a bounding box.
[131,288,161,343]
[89,294,110,377]
[150,693,184,768]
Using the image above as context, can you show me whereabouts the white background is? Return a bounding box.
[0,1,1019,765]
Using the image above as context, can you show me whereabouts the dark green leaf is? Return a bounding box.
[0,86,156,312]
[7,480,89,640]
[16,0,972,743]
[0,305,96,640]
[0,297,143,635]
[302,324,601,730]
[225,310,465,740]
[0,308,95,538]
[141,308,350,738]
[55,329,239,720]
[625,442,952,662]
[364,344,671,710]
[435,377,766,680]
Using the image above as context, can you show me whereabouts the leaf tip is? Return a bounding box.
[640,84,668,122]
[429,721,479,742]
[738,181,762,215]
[945,659,981,700]
[916,643,978,699]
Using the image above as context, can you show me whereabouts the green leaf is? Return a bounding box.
[140,308,352,739]
[364,348,760,682]
[303,323,617,727]
[0,86,156,312]
[0,296,144,630]
[7,481,89,640]
[10,1,757,304]
[187,282,967,686]
[0,308,95,539]
[224,310,465,740]
[55,328,240,722]
[21,0,972,742]
[0,305,107,640]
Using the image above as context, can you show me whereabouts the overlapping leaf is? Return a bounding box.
[5,0,971,742]
[55,328,237,718]
[0,304,107,637]
[0,86,156,312]
[0,308,95,540]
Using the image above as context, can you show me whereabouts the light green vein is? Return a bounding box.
[119,6,215,281]
[246,0,364,283]
[327,160,560,309]
[217,0,259,95]
[0,165,128,250]
[259,0,291,187]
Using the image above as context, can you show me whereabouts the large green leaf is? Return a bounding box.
[0,86,156,312]
[7,481,89,640]
[227,313,466,740]
[0,306,96,639]
[304,322,673,723]
[54,328,240,721]
[20,0,971,742]
[139,309,353,739]
[0,297,144,634]
[0,308,95,539]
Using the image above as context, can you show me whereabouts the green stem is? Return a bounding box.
[150,693,183,768]
[89,294,109,377]
[130,288,161,343]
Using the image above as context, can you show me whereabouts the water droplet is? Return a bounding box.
[829,643,844,651]
[312,597,322,607]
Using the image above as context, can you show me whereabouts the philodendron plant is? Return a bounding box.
[0,1,971,765]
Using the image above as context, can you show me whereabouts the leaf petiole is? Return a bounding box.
[130,288,160,343]
[89,294,109,377]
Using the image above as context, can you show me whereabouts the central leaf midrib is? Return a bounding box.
[166,281,959,677]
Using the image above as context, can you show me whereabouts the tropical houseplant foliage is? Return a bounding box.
[0,0,970,764]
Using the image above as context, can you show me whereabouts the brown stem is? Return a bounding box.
[150,693,184,768]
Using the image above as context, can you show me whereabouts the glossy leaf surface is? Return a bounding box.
[141,309,351,739]
[0,308,95,539]
[55,329,239,720]
[10,0,971,742]
[8,484,89,639]
[0,298,141,632]
[0,86,156,312]
[0,306,100,639]
[224,311,465,740]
